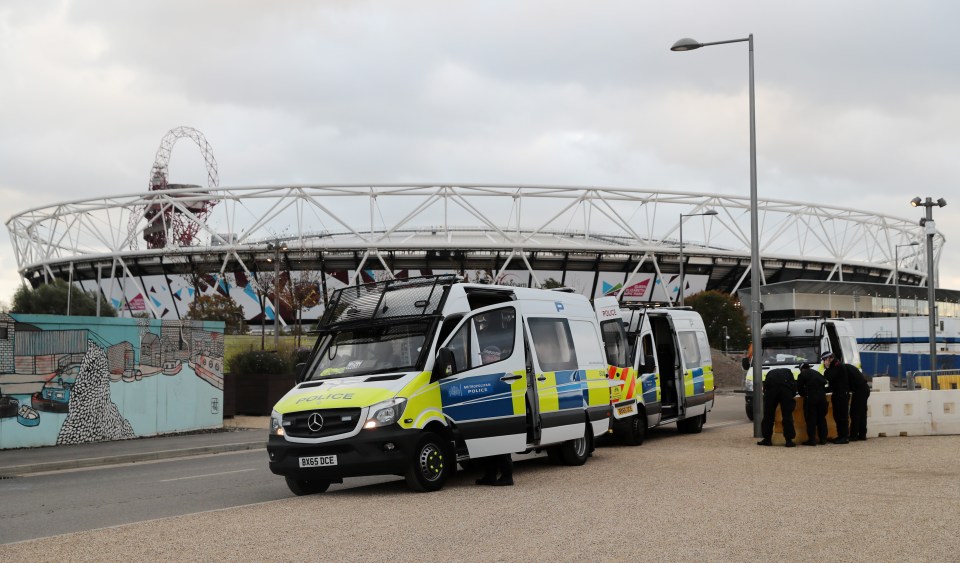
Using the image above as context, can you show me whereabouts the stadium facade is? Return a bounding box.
[6,184,951,326]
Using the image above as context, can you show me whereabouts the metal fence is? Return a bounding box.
[901,369,960,390]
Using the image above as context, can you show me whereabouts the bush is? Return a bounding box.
[227,350,291,375]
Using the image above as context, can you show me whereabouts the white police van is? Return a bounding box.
[743,317,861,420]
[595,298,715,445]
[267,275,613,494]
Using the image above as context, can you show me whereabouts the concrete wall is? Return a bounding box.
[0,314,224,449]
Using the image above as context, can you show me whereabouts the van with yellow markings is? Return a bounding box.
[595,300,714,445]
[267,275,612,494]
[742,317,860,421]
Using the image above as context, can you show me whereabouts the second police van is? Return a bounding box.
[267,275,613,494]
[594,297,715,445]
[742,317,861,420]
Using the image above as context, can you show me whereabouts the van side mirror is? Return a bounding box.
[434,348,457,380]
[741,357,751,371]
[295,362,307,383]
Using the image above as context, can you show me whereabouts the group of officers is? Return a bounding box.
[757,351,871,447]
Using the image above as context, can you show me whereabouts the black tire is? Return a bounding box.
[285,476,330,496]
[745,403,754,421]
[557,426,592,466]
[404,432,452,492]
[618,413,647,446]
[677,413,705,434]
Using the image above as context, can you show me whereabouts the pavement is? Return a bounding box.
[0,416,269,477]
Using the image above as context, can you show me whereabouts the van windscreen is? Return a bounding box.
[306,320,433,380]
[760,338,817,366]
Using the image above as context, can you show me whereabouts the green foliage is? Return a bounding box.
[540,277,564,289]
[11,279,117,317]
[226,346,314,375]
[184,294,247,335]
[685,290,750,350]
[227,350,291,375]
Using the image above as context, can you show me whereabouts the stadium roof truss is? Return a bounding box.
[6,184,942,319]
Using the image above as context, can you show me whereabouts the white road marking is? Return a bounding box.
[705,420,750,429]
[159,468,257,482]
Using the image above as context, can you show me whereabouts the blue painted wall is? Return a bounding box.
[859,351,958,379]
[0,314,224,449]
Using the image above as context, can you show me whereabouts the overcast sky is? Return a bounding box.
[1,0,958,303]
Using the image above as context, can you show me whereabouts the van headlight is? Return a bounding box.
[744,376,753,392]
[270,410,284,436]
[365,398,407,429]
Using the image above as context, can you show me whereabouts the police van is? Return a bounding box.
[267,275,613,494]
[594,298,715,445]
[742,317,861,420]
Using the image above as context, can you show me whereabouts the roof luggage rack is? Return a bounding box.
[320,274,458,328]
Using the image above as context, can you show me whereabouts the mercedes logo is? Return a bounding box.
[307,412,324,432]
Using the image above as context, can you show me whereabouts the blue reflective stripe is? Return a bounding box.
[692,367,704,395]
[556,369,586,411]
[440,372,514,420]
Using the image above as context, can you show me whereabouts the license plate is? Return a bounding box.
[299,455,338,468]
[617,405,635,416]
[614,400,637,418]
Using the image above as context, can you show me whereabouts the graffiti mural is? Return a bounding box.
[0,314,224,450]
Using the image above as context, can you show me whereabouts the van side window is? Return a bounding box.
[474,308,516,367]
[677,331,702,368]
[528,318,578,372]
[570,320,605,368]
[640,334,655,371]
[444,307,516,373]
[600,320,629,368]
[696,332,711,365]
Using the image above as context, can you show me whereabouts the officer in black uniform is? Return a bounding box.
[822,351,849,444]
[847,362,871,441]
[796,362,828,446]
[757,367,797,447]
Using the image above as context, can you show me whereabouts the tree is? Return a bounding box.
[684,290,750,351]
[11,279,117,317]
[184,293,247,335]
[540,277,564,289]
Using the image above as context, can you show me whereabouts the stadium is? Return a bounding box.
[5,129,949,327]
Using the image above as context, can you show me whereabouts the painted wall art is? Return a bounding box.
[0,314,225,450]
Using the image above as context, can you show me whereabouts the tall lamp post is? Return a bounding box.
[895,242,919,385]
[672,34,762,436]
[679,209,718,307]
[267,239,288,351]
[910,196,947,389]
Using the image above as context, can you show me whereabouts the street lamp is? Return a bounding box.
[672,34,762,436]
[895,242,920,386]
[679,209,718,307]
[910,196,947,389]
[266,239,289,351]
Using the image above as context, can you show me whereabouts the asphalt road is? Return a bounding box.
[0,394,745,545]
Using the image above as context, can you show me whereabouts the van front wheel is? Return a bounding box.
[405,432,451,492]
[285,476,330,496]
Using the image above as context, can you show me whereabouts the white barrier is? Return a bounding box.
[930,389,960,435]
[872,376,891,392]
[867,390,932,438]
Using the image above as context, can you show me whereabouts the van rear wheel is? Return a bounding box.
[404,432,451,492]
[285,476,330,496]
[557,426,592,466]
[677,413,705,434]
[618,413,647,446]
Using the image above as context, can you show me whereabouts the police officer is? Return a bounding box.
[848,362,871,441]
[757,367,797,447]
[475,454,514,486]
[822,351,850,444]
[796,362,828,446]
